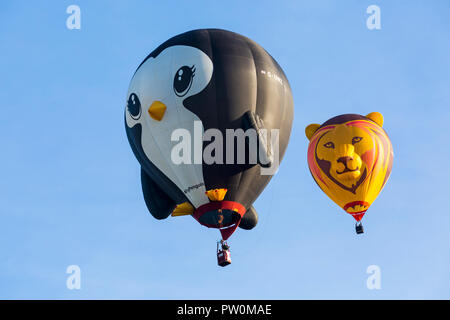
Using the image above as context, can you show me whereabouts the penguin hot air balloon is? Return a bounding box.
[125,29,294,265]
[305,112,393,234]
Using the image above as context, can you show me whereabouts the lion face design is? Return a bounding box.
[316,124,373,193]
[305,112,393,221]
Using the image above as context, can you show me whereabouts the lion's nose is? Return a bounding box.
[337,156,353,166]
[337,144,354,157]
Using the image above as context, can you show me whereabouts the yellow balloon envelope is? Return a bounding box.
[305,112,393,226]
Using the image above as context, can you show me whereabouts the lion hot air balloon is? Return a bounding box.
[125,29,293,265]
[305,112,393,234]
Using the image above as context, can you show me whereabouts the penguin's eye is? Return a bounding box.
[173,65,195,97]
[127,93,141,120]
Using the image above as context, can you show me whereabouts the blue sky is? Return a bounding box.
[1,0,450,299]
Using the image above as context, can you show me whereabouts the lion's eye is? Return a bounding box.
[324,142,335,149]
[352,137,363,144]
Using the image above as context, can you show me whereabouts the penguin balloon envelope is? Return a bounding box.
[125,29,294,264]
[305,112,393,234]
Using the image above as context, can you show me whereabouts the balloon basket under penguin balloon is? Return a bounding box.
[217,240,231,267]
[124,29,294,265]
[305,112,394,235]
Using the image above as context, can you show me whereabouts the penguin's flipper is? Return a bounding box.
[171,202,195,217]
[239,206,258,230]
[141,168,176,220]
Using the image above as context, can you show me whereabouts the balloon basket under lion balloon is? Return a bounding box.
[305,112,393,234]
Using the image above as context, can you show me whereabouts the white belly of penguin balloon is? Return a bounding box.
[125,45,213,208]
